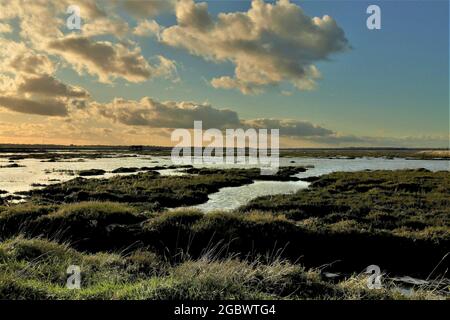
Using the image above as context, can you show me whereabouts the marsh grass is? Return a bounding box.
[26,171,252,209]
[280,149,450,160]
[0,168,448,299]
[24,167,307,211]
[0,201,447,277]
[1,237,445,300]
[241,170,450,238]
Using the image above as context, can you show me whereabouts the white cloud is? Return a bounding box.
[94,97,241,129]
[133,19,162,39]
[121,0,176,18]
[0,1,177,85]
[16,74,89,98]
[211,77,263,95]
[0,22,12,33]
[82,17,129,37]
[242,118,334,137]
[0,39,55,76]
[47,35,164,83]
[93,96,339,140]
[0,96,69,116]
[162,0,349,94]
[0,38,90,118]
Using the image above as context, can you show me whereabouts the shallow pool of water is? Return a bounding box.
[0,155,175,194]
[0,153,448,211]
[189,157,449,212]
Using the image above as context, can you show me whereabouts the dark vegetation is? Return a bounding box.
[243,169,450,234]
[0,166,448,299]
[0,163,25,168]
[78,169,106,176]
[4,236,439,300]
[111,167,142,173]
[280,148,450,160]
[184,166,306,181]
[240,169,450,276]
[22,167,306,210]
[110,165,192,173]
[1,147,449,161]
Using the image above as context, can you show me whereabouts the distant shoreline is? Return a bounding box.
[0,143,448,151]
[0,145,448,160]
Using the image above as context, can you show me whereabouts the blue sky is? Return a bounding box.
[0,0,448,146]
[66,1,449,136]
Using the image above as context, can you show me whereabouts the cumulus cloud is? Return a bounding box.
[2,0,437,148]
[0,1,177,84]
[0,22,12,33]
[0,4,178,118]
[162,0,349,94]
[154,55,179,81]
[0,0,120,44]
[242,118,334,137]
[121,0,176,18]
[16,74,89,98]
[47,35,173,83]
[17,1,64,45]
[92,95,339,141]
[133,19,162,39]
[0,38,90,117]
[82,17,130,37]
[70,0,107,19]
[95,97,241,129]
[0,75,15,92]
[9,52,55,76]
[0,96,68,116]
[0,39,55,76]
[0,0,105,20]
[211,77,263,95]
[0,77,88,117]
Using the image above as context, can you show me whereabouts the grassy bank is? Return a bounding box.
[0,237,444,300]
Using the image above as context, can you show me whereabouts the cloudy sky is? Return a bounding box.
[0,0,448,147]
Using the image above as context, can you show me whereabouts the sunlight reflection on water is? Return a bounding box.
[0,153,448,211]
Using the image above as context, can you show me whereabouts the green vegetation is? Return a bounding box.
[280,148,450,159]
[24,167,306,211]
[241,169,450,239]
[184,166,306,181]
[0,168,448,299]
[0,237,444,300]
[238,169,450,277]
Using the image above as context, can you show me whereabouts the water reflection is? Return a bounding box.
[0,153,448,211]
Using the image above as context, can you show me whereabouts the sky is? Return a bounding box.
[0,0,448,147]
